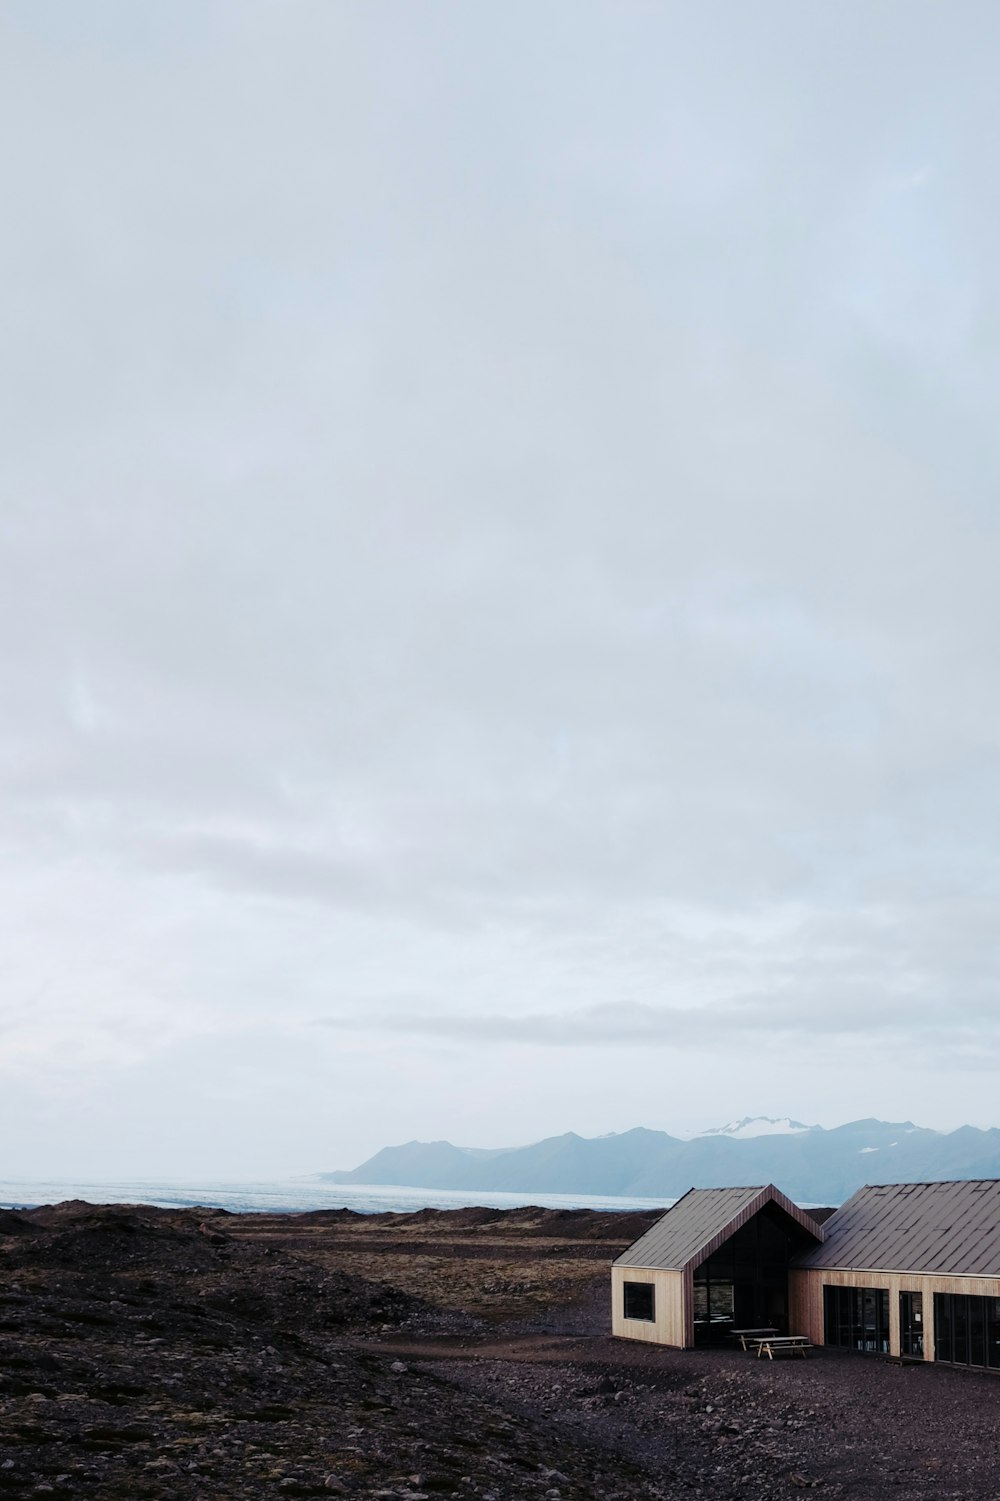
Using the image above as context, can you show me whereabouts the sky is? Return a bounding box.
[3,2,1000,1179]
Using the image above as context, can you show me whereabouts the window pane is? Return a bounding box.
[850,1288,865,1351]
[823,1286,837,1345]
[969,1297,986,1368]
[988,1299,1000,1370]
[709,1282,734,1319]
[935,1294,952,1364]
[858,1290,881,1352]
[953,1295,968,1364]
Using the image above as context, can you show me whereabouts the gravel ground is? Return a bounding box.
[393,1332,1000,1501]
[367,1276,1000,1501]
[3,1203,999,1501]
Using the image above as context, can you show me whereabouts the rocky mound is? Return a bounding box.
[497,1208,665,1242]
[0,1211,34,1237]
[0,1201,668,1501]
[343,1206,664,1242]
[2,1201,419,1335]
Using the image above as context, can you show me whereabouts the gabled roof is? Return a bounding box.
[793,1179,1000,1277]
[614,1184,824,1272]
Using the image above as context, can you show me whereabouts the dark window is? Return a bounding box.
[709,1281,735,1320]
[823,1285,889,1353]
[935,1293,953,1363]
[623,1281,655,1322]
[978,1302,996,1374]
[969,1298,986,1368]
[953,1294,969,1364]
[935,1293,1000,1370]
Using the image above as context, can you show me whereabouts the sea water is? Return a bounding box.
[0,1177,673,1215]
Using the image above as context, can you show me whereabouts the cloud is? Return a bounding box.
[317,987,1000,1064]
[2,2,1000,1172]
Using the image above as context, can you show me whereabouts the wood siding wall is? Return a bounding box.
[789,1269,1000,1361]
[611,1266,689,1347]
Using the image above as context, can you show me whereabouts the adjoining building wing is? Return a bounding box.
[787,1179,1000,1369]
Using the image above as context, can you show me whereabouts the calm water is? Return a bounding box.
[0,1177,673,1216]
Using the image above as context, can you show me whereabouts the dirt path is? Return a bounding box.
[364,1331,673,1365]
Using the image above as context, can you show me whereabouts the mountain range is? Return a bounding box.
[320,1117,1000,1205]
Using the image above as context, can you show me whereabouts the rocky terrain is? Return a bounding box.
[229,1203,662,1326]
[2,1201,999,1500]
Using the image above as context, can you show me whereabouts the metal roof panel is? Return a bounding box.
[793,1180,1000,1276]
[614,1184,823,1272]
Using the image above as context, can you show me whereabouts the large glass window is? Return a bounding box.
[692,1206,799,1343]
[623,1281,655,1322]
[693,1272,734,1338]
[823,1285,890,1352]
[935,1294,1000,1369]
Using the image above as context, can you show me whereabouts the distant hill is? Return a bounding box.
[320,1117,1000,1204]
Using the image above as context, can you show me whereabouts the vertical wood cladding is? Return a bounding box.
[611,1266,688,1346]
[789,1268,1000,1360]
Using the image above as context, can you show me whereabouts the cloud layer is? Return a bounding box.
[2,2,1000,1175]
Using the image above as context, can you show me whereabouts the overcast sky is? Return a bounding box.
[3,2,1000,1180]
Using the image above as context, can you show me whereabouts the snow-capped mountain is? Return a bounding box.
[695,1116,812,1140]
[321,1117,1000,1204]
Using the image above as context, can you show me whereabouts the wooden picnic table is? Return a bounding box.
[751,1335,812,1360]
[731,1327,779,1351]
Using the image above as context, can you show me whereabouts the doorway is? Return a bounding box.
[900,1291,923,1358]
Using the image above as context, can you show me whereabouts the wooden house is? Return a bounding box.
[614,1178,1000,1370]
[611,1183,824,1348]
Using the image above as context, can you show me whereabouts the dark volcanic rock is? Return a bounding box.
[0,1202,664,1501]
[0,1212,35,1237]
[7,1200,998,1501]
